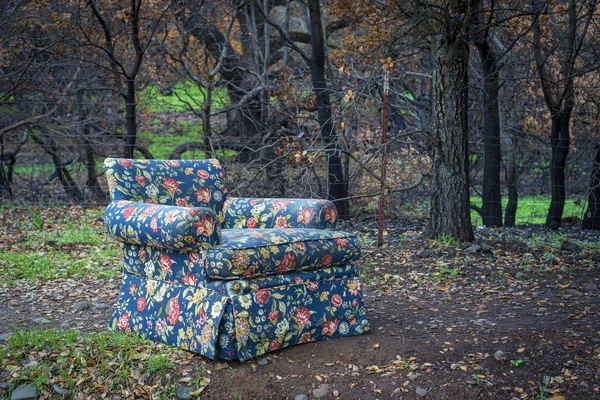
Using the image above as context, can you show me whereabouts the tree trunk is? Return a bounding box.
[582,145,600,230]
[124,79,137,159]
[498,67,518,227]
[477,39,503,227]
[84,138,106,202]
[203,85,213,159]
[546,112,571,229]
[308,0,348,218]
[427,27,474,241]
[504,146,518,226]
[31,134,84,203]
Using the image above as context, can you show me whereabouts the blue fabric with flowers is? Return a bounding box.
[105,200,220,250]
[104,158,369,360]
[206,228,361,279]
[223,197,338,229]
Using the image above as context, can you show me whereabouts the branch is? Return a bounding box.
[254,4,310,64]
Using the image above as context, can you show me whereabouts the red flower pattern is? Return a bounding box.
[331,294,343,308]
[295,306,311,326]
[139,249,147,263]
[182,273,197,286]
[137,297,147,312]
[118,312,130,331]
[320,254,333,266]
[189,252,200,264]
[159,254,172,274]
[321,317,339,336]
[118,159,132,168]
[122,206,136,220]
[246,217,257,228]
[268,310,280,324]
[194,214,216,237]
[254,288,270,305]
[278,252,295,274]
[162,177,179,194]
[195,187,211,203]
[166,297,180,326]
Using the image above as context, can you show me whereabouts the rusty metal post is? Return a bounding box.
[378,67,389,247]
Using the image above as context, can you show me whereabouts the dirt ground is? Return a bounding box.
[1,219,599,399]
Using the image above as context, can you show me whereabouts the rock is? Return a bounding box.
[175,386,193,400]
[52,384,70,396]
[465,245,481,253]
[294,395,308,400]
[257,358,268,366]
[584,283,599,292]
[73,300,90,311]
[591,338,600,344]
[480,243,492,252]
[494,350,507,361]
[416,387,428,397]
[33,318,51,324]
[94,303,110,309]
[0,333,12,342]
[11,383,38,400]
[560,241,582,252]
[565,289,583,297]
[312,384,331,399]
[416,250,437,258]
[408,373,420,381]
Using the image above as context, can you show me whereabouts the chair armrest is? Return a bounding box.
[223,197,338,229]
[104,200,220,250]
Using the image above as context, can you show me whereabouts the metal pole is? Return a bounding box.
[378,68,389,247]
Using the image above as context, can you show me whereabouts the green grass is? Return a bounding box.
[140,82,229,114]
[0,328,199,398]
[0,248,120,283]
[0,206,121,284]
[470,195,584,226]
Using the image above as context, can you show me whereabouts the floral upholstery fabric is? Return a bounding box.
[214,277,368,360]
[223,197,338,230]
[109,269,368,361]
[104,158,369,360]
[104,158,228,218]
[205,229,361,280]
[105,200,220,250]
[122,244,207,286]
[109,273,228,359]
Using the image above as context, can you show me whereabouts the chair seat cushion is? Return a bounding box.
[205,228,361,280]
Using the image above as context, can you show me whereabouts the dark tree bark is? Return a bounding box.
[582,145,600,230]
[498,66,518,227]
[475,3,503,227]
[31,133,84,203]
[124,79,137,158]
[546,112,571,228]
[184,14,264,140]
[427,0,475,241]
[88,0,162,159]
[308,0,348,218]
[532,0,595,229]
[83,137,106,202]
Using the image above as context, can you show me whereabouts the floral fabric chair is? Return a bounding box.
[104,158,369,361]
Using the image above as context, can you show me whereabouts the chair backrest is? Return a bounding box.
[104,158,228,216]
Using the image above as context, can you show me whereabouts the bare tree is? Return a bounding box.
[532,0,598,228]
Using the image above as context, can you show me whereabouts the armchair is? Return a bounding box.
[104,158,369,361]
